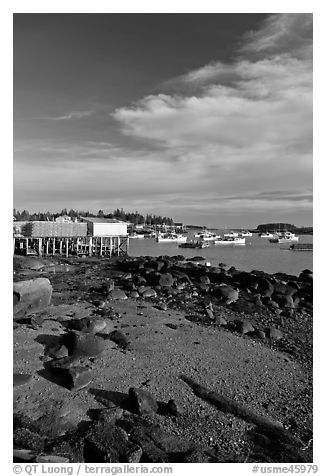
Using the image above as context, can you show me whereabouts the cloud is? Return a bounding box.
[111,14,312,223]
[240,13,313,59]
[48,110,94,120]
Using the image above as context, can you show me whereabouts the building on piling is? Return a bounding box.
[13,217,129,257]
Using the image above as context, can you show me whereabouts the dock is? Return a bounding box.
[13,235,129,257]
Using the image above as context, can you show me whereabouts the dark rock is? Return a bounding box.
[64,366,93,390]
[182,448,217,463]
[255,330,266,339]
[142,288,157,298]
[63,331,107,357]
[45,343,69,359]
[215,285,239,304]
[14,427,45,452]
[234,319,255,334]
[119,414,191,462]
[215,315,227,326]
[128,387,158,415]
[108,289,128,300]
[273,294,295,309]
[47,355,80,371]
[63,317,108,334]
[124,445,143,463]
[108,330,130,349]
[267,327,283,340]
[165,323,178,330]
[129,291,140,299]
[155,302,168,311]
[159,399,183,417]
[85,422,132,463]
[158,273,175,287]
[13,278,52,319]
[200,275,210,285]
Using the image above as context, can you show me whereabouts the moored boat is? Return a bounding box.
[223,231,239,238]
[239,230,252,237]
[129,233,145,239]
[259,232,275,238]
[194,231,221,241]
[179,240,209,249]
[156,233,187,243]
[269,232,299,243]
[214,236,246,245]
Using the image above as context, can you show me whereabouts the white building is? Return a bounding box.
[80,217,128,237]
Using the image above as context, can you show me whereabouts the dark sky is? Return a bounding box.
[13,13,312,227]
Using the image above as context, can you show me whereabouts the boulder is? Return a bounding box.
[142,289,157,298]
[273,294,295,309]
[13,278,52,319]
[234,319,255,334]
[108,330,130,349]
[84,422,132,463]
[158,273,175,287]
[107,289,128,300]
[216,285,239,304]
[267,327,283,340]
[63,331,107,357]
[63,317,109,334]
[129,387,158,415]
[64,366,93,390]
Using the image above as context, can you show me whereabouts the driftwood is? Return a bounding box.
[179,374,304,447]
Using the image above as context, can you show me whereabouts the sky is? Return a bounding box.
[13,13,313,228]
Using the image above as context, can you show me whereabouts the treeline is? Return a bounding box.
[13,208,174,226]
[256,223,313,234]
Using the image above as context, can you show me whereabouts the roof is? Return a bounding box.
[80,217,127,224]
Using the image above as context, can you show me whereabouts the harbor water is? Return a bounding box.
[128,232,313,276]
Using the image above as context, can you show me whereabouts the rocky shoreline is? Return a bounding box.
[13,254,313,463]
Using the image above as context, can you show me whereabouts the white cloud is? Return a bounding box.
[48,110,94,120]
[111,13,312,224]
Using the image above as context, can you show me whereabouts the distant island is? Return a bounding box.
[255,223,313,235]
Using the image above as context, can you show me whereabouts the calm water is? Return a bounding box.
[128,231,313,276]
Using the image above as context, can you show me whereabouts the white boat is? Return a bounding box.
[269,232,299,243]
[239,230,252,237]
[259,232,275,238]
[214,236,246,245]
[223,231,239,238]
[129,233,145,239]
[195,231,221,241]
[156,233,187,243]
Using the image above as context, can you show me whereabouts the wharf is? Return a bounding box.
[13,235,129,257]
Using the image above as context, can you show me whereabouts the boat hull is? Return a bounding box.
[214,238,246,245]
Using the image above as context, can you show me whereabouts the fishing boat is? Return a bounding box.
[259,232,275,238]
[214,236,246,245]
[179,240,209,249]
[129,232,145,239]
[223,231,239,238]
[156,233,187,243]
[269,232,299,243]
[194,231,221,241]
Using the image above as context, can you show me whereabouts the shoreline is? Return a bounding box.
[13,254,313,463]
